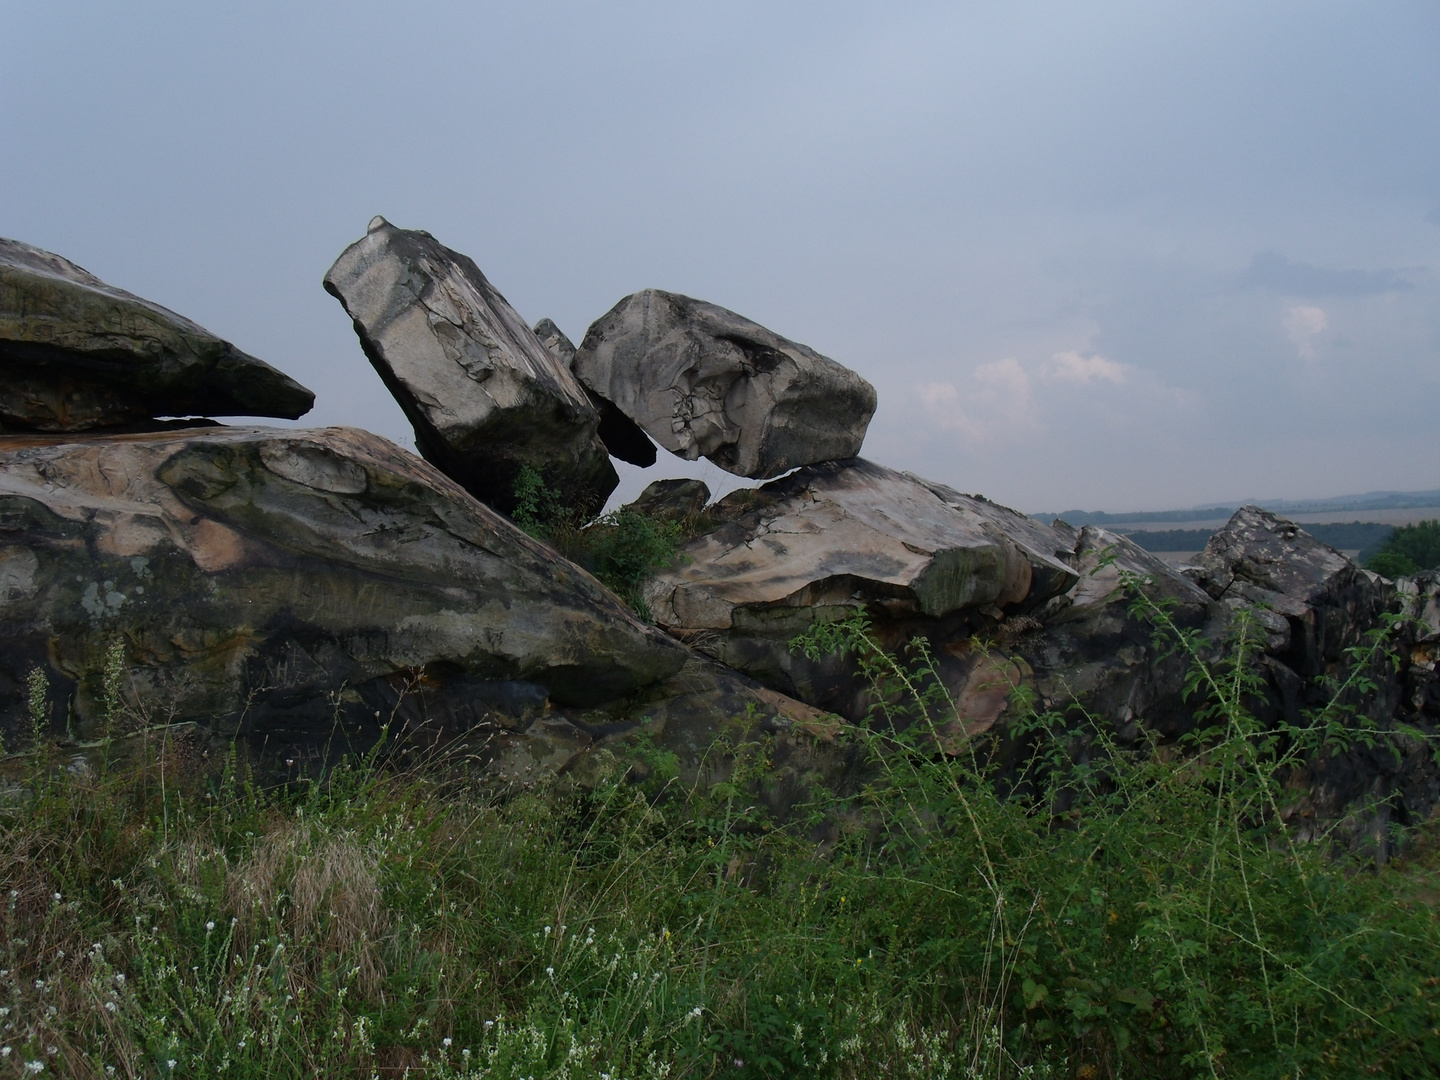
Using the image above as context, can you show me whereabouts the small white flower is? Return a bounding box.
[0,1047,8,1057]
[51,893,60,902]
[105,1001,117,1013]
[114,973,125,984]
[45,1047,56,1057]
[543,925,552,936]
[442,1037,452,1048]
[33,980,43,990]
[206,921,215,933]
[24,1062,43,1074]
[483,1020,494,1030]
[462,1048,471,1059]
[167,1060,176,1070]
[545,966,555,978]
[238,1040,246,1049]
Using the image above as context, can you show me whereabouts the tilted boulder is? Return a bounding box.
[324,219,617,518]
[0,425,686,745]
[573,289,877,478]
[642,458,1078,712]
[0,237,314,431]
[534,317,655,467]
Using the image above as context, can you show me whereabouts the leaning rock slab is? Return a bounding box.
[324,219,617,517]
[642,458,1077,708]
[0,426,685,744]
[573,289,877,478]
[0,237,314,431]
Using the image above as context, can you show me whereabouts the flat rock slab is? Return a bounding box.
[573,289,877,478]
[642,458,1078,705]
[324,219,617,517]
[647,458,1077,631]
[0,237,314,431]
[0,426,685,743]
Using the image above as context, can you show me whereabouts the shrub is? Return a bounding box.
[1364,519,1440,577]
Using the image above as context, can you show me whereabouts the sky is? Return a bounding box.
[2,0,1437,514]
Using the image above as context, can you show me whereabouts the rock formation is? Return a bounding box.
[0,237,314,431]
[534,317,656,468]
[642,458,1078,711]
[573,289,877,478]
[324,219,617,517]
[0,425,685,744]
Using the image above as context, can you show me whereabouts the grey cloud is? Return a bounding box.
[1240,251,1414,297]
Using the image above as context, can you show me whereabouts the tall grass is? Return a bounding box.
[0,574,1435,1077]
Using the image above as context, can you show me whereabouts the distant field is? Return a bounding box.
[1086,507,1440,534]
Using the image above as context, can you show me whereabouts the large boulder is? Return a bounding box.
[533,317,655,468]
[1185,505,1395,677]
[324,219,617,518]
[642,458,1078,713]
[573,289,877,478]
[0,425,686,746]
[0,237,314,431]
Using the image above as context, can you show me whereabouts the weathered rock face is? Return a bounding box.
[625,478,710,522]
[0,237,314,431]
[642,458,1078,712]
[1185,506,1394,678]
[323,219,617,518]
[534,318,655,468]
[573,289,877,478]
[0,425,686,745]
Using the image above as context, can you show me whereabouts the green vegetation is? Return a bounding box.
[0,583,1437,1077]
[1364,519,1440,578]
[511,466,687,616]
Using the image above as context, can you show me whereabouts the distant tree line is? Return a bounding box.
[1124,521,1395,555]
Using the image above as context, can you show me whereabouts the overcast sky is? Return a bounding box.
[3,1,1437,513]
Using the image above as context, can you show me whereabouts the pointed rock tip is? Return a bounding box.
[367,215,391,234]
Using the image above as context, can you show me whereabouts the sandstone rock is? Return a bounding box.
[534,318,655,468]
[323,219,617,517]
[0,425,686,745]
[573,289,877,478]
[626,478,710,522]
[0,237,314,431]
[642,458,1078,711]
[1185,506,1394,677]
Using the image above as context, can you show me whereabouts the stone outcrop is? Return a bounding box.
[1186,505,1394,677]
[324,219,617,518]
[625,478,710,522]
[0,425,686,745]
[573,289,877,478]
[0,237,314,431]
[534,318,656,468]
[642,458,1078,712]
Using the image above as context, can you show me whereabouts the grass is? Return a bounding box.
[0,575,1437,1077]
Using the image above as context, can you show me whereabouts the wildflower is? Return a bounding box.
[206,922,215,933]
[545,966,555,978]
[0,1047,8,1057]
[167,1060,176,1070]
[105,1001,117,1013]
[51,893,60,902]
[114,974,125,984]
[462,1049,471,1059]
[45,1048,56,1056]
[483,1020,494,1031]
[24,1062,43,1074]
[543,925,552,937]
[33,980,43,990]
[690,1006,704,1018]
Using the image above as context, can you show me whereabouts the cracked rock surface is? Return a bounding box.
[324,219,617,517]
[0,237,314,431]
[0,425,685,743]
[573,289,877,478]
